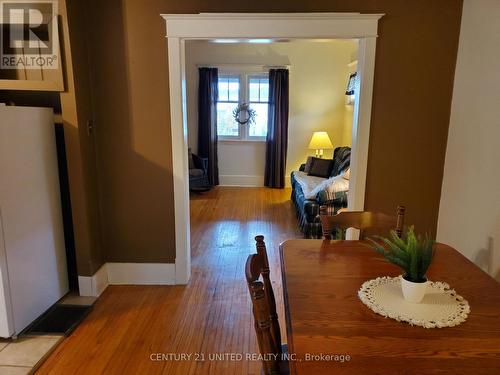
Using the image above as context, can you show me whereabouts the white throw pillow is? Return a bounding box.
[307,174,349,199]
[306,177,332,199]
[325,174,349,194]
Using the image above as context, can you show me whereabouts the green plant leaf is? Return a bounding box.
[368,226,435,282]
[384,253,409,271]
[379,237,410,264]
[389,230,407,249]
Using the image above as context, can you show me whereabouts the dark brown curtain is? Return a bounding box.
[264,69,289,188]
[198,67,219,185]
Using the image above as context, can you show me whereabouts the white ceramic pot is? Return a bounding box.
[401,276,428,303]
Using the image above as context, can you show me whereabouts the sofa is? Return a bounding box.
[291,147,351,238]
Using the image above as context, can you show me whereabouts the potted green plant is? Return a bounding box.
[368,227,435,303]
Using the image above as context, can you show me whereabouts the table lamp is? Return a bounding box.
[308,131,333,158]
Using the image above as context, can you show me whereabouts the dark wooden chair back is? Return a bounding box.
[245,235,284,375]
[319,205,406,239]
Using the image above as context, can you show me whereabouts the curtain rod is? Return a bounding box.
[196,63,290,69]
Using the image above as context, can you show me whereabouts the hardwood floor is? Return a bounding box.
[36,187,301,374]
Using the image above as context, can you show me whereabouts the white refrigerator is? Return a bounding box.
[0,106,69,337]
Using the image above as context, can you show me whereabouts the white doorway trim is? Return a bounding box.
[161,12,383,284]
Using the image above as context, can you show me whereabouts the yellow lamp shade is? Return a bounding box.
[308,132,333,150]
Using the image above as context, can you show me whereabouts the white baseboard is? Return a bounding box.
[175,258,190,285]
[219,174,264,187]
[78,263,109,297]
[107,263,176,285]
[78,262,175,297]
[219,174,293,188]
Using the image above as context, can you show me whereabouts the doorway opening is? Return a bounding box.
[162,13,383,283]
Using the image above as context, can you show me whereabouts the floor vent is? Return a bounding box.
[23,305,92,336]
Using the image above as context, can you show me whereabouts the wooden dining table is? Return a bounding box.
[279,240,500,374]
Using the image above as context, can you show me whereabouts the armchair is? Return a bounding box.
[189,149,210,191]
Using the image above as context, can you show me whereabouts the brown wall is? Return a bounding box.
[79,0,462,267]
[84,0,175,263]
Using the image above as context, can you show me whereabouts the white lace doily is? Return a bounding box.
[358,276,470,328]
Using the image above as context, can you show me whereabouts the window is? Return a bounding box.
[216,76,240,137]
[216,72,269,141]
[248,76,269,138]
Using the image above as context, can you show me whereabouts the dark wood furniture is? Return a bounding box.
[246,236,288,374]
[255,235,282,350]
[280,239,500,374]
[319,205,405,239]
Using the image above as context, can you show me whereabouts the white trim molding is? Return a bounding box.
[163,13,383,39]
[167,37,191,285]
[161,12,383,283]
[107,263,176,285]
[78,264,109,297]
[219,174,264,187]
[347,37,376,212]
[78,263,176,297]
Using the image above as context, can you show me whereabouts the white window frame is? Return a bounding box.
[216,74,242,140]
[217,67,270,142]
[246,73,269,141]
